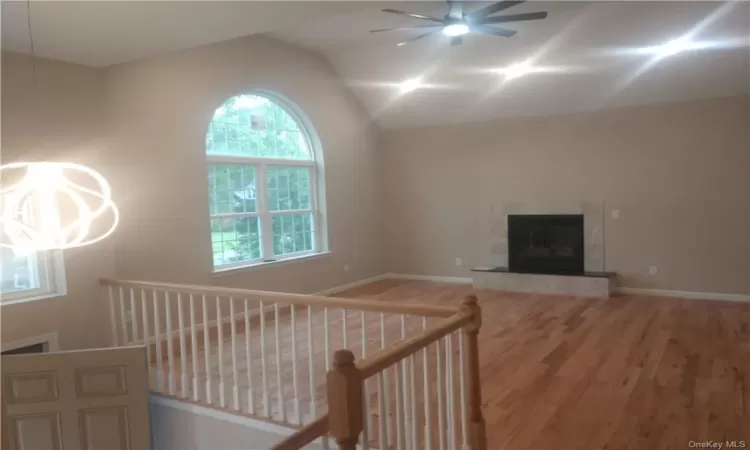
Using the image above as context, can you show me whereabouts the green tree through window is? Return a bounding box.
[206,94,320,269]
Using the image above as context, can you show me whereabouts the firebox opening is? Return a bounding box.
[508,214,584,275]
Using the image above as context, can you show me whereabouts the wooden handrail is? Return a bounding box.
[270,415,328,450]
[357,311,473,379]
[100,278,459,318]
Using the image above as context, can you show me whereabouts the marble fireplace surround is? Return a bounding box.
[488,200,606,272]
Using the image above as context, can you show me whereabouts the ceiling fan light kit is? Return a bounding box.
[372,0,548,47]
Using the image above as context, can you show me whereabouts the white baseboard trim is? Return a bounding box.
[150,395,296,436]
[616,287,750,302]
[385,273,473,284]
[313,274,389,296]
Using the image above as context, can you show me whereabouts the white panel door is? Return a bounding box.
[2,346,151,450]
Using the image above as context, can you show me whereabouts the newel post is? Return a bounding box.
[326,349,364,450]
[462,294,487,450]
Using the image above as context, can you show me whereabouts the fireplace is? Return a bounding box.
[508,214,584,275]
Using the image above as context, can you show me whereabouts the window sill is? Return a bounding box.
[1,290,67,307]
[212,251,332,277]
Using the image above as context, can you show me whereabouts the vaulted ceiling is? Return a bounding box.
[0,1,383,67]
[270,1,750,127]
[2,1,748,128]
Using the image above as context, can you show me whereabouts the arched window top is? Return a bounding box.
[206,94,312,160]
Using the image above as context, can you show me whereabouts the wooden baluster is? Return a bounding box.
[260,300,269,417]
[141,289,152,389]
[462,295,486,450]
[202,294,212,404]
[165,292,175,396]
[459,331,468,450]
[342,309,349,348]
[380,312,392,446]
[377,371,387,449]
[118,287,129,344]
[274,302,285,422]
[437,338,446,450]
[327,350,364,450]
[361,311,371,450]
[108,286,119,347]
[423,318,433,450]
[178,293,188,398]
[153,290,164,393]
[230,297,240,410]
[129,288,139,343]
[217,296,226,408]
[291,304,301,424]
[324,307,331,369]
[395,361,406,450]
[400,315,410,450]
[307,305,316,421]
[189,294,199,401]
[410,353,418,449]
[446,333,455,449]
[244,298,255,414]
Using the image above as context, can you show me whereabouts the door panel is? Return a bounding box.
[2,346,150,450]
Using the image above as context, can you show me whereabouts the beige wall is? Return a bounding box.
[1,52,116,349]
[102,34,383,293]
[381,96,750,294]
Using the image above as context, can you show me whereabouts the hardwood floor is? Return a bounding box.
[340,280,750,449]
[161,279,750,449]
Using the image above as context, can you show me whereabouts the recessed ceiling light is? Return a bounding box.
[501,61,534,80]
[650,37,705,58]
[657,38,689,57]
[442,23,469,37]
[399,78,422,93]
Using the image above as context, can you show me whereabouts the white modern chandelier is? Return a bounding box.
[0,1,119,252]
[0,162,119,251]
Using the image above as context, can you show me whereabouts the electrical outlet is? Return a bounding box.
[456,258,463,266]
[649,266,658,275]
[344,264,350,272]
[611,209,620,219]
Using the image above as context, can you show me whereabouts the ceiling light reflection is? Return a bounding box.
[442,23,469,37]
[399,78,422,93]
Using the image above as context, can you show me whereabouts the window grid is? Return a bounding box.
[206,94,320,270]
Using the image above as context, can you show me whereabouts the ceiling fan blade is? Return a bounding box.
[397,30,441,46]
[467,1,524,21]
[451,35,464,46]
[447,0,463,20]
[479,12,548,24]
[382,9,443,23]
[370,25,442,33]
[472,25,517,37]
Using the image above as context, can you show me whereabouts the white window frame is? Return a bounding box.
[206,93,325,273]
[0,250,66,306]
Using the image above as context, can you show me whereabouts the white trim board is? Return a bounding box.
[150,395,328,448]
[1,332,60,353]
[313,274,389,296]
[314,273,750,303]
[616,287,750,302]
[385,273,473,284]
[150,395,295,436]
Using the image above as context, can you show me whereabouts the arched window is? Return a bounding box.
[206,93,325,270]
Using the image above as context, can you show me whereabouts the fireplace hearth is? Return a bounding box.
[508,214,584,275]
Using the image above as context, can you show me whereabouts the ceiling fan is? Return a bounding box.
[370,0,548,47]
